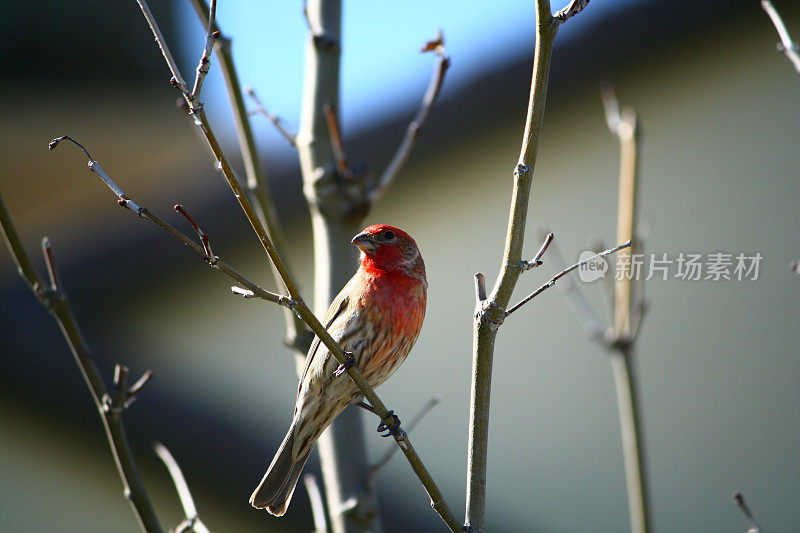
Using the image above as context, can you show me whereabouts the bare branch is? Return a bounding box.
[544,235,605,340]
[520,231,554,271]
[245,86,298,146]
[505,240,631,316]
[154,443,212,533]
[139,3,458,528]
[186,0,310,355]
[231,286,256,298]
[466,3,579,528]
[190,0,218,99]
[600,82,636,140]
[733,491,763,533]
[369,32,450,203]
[50,137,288,307]
[604,81,649,533]
[174,204,215,261]
[761,0,800,74]
[554,0,590,23]
[322,102,351,178]
[474,272,487,303]
[41,236,61,292]
[0,193,163,532]
[135,3,303,304]
[135,0,192,98]
[303,474,328,533]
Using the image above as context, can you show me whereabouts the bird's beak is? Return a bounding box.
[351,231,377,253]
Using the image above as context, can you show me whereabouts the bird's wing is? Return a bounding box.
[296,281,352,400]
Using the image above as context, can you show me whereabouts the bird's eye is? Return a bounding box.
[383,230,395,241]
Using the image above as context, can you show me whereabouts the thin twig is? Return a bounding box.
[474,272,487,303]
[0,190,163,532]
[135,0,193,103]
[520,231,554,271]
[733,491,763,533]
[554,0,591,23]
[466,3,590,530]
[174,204,215,260]
[369,32,450,203]
[366,395,442,488]
[136,0,304,304]
[505,240,631,316]
[186,0,310,354]
[544,235,606,340]
[138,4,463,526]
[154,443,212,533]
[761,0,800,74]
[41,236,61,291]
[49,138,289,307]
[322,102,351,178]
[190,0,218,99]
[245,87,298,146]
[303,474,329,533]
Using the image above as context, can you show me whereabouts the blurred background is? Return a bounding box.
[2,0,799,531]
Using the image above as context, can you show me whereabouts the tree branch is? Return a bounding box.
[505,240,631,316]
[540,233,606,340]
[733,491,763,533]
[154,443,212,533]
[465,2,589,530]
[135,0,302,305]
[190,0,218,100]
[137,3,458,529]
[245,87,298,147]
[187,0,312,354]
[761,0,800,74]
[369,32,450,203]
[602,82,650,533]
[303,474,329,533]
[323,102,352,179]
[48,137,290,308]
[0,191,163,533]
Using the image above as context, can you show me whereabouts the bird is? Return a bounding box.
[250,224,427,516]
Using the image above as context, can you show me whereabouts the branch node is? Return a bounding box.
[174,204,215,259]
[521,232,554,271]
[477,301,506,329]
[48,135,93,160]
[506,240,631,316]
[312,32,339,50]
[554,0,591,23]
[230,285,256,298]
[514,163,532,179]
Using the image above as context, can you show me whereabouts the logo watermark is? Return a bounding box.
[576,252,763,282]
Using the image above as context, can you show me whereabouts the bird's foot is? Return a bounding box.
[334,352,355,377]
[377,410,403,438]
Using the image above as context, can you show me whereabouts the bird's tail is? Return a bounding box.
[250,424,310,516]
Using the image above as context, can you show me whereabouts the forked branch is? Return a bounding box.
[369,31,451,203]
[49,137,290,308]
[0,191,163,533]
[505,240,631,316]
[154,443,212,533]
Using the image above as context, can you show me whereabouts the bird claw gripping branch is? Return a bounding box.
[333,352,356,377]
[377,410,402,438]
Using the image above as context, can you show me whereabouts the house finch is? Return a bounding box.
[250,224,427,516]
